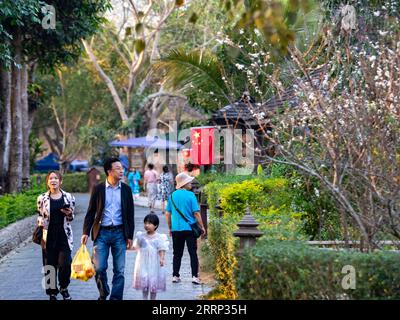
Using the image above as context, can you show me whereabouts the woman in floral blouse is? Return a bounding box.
[159,165,174,215]
[36,170,75,300]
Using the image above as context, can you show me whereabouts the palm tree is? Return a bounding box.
[155,0,322,108]
[153,48,232,109]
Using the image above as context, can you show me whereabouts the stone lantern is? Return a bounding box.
[233,205,263,253]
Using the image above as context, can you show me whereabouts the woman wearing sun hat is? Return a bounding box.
[165,172,206,285]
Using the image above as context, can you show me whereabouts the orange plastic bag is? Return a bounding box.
[71,244,95,281]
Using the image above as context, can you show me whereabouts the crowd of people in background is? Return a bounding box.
[124,162,200,214]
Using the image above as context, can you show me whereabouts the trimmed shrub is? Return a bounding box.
[236,239,400,299]
[50,172,107,193]
[203,176,305,299]
[196,173,254,189]
[0,171,105,229]
[204,218,239,299]
[61,173,89,193]
[0,184,46,229]
[32,172,106,193]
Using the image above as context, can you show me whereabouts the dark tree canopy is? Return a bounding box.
[0,0,111,68]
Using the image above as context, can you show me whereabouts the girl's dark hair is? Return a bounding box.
[148,163,154,170]
[162,165,169,173]
[104,157,121,176]
[144,213,159,230]
[184,162,195,172]
[45,171,62,189]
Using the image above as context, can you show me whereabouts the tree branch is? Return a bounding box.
[50,100,64,136]
[141,90,186,106]
[82,38,128,121]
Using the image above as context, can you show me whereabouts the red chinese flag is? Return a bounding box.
[190,127,215,165]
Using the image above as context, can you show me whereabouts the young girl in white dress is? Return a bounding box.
[131,213,169,300]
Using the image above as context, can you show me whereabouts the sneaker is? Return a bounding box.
[49,294,58,300]
[192,276,201,285]
[172,276,181,283]
[60,288,71,300]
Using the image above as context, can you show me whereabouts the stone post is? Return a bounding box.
[233,205,263,253]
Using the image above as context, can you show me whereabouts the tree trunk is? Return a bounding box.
[339,208,350,248]
[21,65,31,189]
[147,96,166,130]
[8,32,23,193]
[0,69,11,194]
[149,114,159,131]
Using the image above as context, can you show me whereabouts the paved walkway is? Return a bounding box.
[0,193,212,300]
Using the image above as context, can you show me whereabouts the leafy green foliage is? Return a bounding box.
[203,218,239,299]
[29,133,46,174]
[58,172,102,193]
[0,0,111,68]
[0,0,42,66]
[0,171,108,229]
[157,0,322,111]
[188,13,199,24]
[35,172,106,193]
[61,173,89,193]
[0,180,45,229]
[159,0,231,54]
[154,48,230,110]
[290,173,343,240]
[237,239,400,299]
[134,39,146,54]
[196,172,253,189]
[33,58,120,166]
[202,174,305,299]
[222,0,315,56]
[266,162,344,240]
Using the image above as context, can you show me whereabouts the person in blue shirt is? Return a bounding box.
[127,167,141,199]
[165,172,206,285]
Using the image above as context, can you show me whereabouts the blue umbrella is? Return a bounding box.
[109,136,182,150]
[34,153,60,172]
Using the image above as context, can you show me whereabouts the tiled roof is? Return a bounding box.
[213,101,257,124]
[211,66,327,126]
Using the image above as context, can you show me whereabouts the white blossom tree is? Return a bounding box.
[243,1,400,250]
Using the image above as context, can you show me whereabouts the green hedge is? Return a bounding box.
[62,172,89,193]
[196,173,254,188]
[202,175,305,299]
[0,172,105,229]
[0,185,45,229]
[236,239,400,299]
[32,172,106,193]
